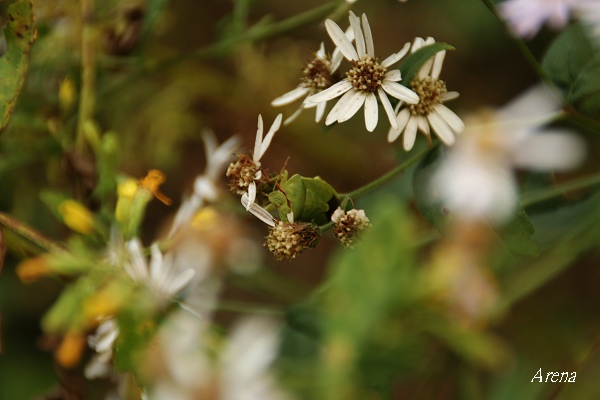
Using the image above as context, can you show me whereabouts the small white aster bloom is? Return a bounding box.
[272,30,354,125]
[170,131,240,237]
[431,85,585,223]
[388,37,464,150]
[125,238,196,298]
[499,0,578,38]
[304,11,419,132]
[226,114,282,209]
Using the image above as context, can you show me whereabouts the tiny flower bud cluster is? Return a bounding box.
[301,56,339,91]
[265,220,320,261]
[331,208,371,248]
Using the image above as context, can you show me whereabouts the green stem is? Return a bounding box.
[479,0,557,93]
[520,172,600,207]
[76,0,97,152]
[340,144,434,200]
[0,213,62,253]
[217,301,283,316]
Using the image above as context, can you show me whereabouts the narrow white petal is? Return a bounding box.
[305,80,352,104]
[428,111,456,145]
[316,42,326,58]
[403,116,418,151]
[338,91,366,122]
[315,102,326,122]
[271,87,309,107]
[412,37,425,52]
[441,91,460,102]
[378,87,398,129]
[432,49,446,79]
[246,182,257,210]
[416,114,430,136]
[166,268,195,295]
[257,114,282,160]
[435,104,465,134]
[381,42,411,68]
[326,89,357,125]
[125,239,148,281]
[384,69,402,82]
[241,194,276,227]
[283,105,305,125]
[418,37,436,79]
[325,19,358,61]
[388,108,410,143]
[253,115,264,163]
[361,13,375,56]
[364,92,379,132]
[150,244,164,284]
[349,11,366,57]
[381,81,420,104]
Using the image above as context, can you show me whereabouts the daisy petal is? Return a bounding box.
[431,50,446,79]
[381,81,420,104]
[385,69,402,82]
[325,19,358,61]
[253,115,264,162]
[316,42,326,58]
[418,37,436,79]
[241,194,276,227]
[246,182,257,210]
[416,115,430,136]
[381,42,411,67]
[338,91,367,122]
[388,108,410,143]
[315,102,326,122]
[349,11,366,57]
[435,104,465,134]
[361,14,375,56]
[378,87,398,130]
[364,92,379,132]
[271,87,309,107]
[283,105,304,125]
[326,89,357,125]
[428,111,456,145]
[404,115,418,151]
[166,268,195,295]
[305,80,352,104]
[441,91,460,102]
[258,114,282,160]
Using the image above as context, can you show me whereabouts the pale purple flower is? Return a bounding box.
[499,0,578,38]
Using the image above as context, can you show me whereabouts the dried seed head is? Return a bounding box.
[346,55,387,92]
[331,208,371,248]
[301,56,339,91]
[265,221,320,261]
[226,154,260,195]
[409,77,447,116]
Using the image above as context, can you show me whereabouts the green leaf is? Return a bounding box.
[0,0,36,132]
[542,23,600,114]
[270,174,338,224]
[413,147,539,256]
[398,42,455,87]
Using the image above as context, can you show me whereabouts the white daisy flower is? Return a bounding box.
[388,37,464,150]
[170,131,240,237]
[125,238,196,298]
[271,29,353,125]
[499,0,578,38]
[431,85,585,223]
[304,11,419,132]
[226,114,282,209]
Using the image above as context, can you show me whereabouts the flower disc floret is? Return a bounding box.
[347,55,387,92]
[331,208,371,248]
[409,77,448,116]
[301,56,339,91]
[226,154,260,195]
[265,221,320,261]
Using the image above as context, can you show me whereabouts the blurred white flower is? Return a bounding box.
[220,316,293,400]
[499,0,578,38]
[388,37,464,150]
[170,131,240,237]
[431,85,585,223]
[574,0,600,40]
[85,318,119,379]
[125,238,196,298]
[304,11,419,132]
[272,31,353,125]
